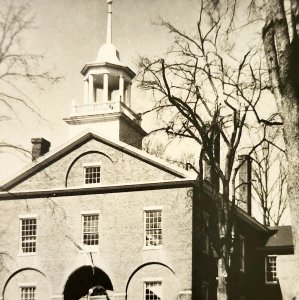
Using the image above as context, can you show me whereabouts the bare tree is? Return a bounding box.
[206,0,299,296]
[251,127,288,226]
[143,138,196,169]
[262,3,299,297]
[138,3,270,298]
[0,0,61,156]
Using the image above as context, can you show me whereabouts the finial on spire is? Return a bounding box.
[106,0,113,44]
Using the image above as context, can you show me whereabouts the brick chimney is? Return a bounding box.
[238,155,252,215]
[31,138,51,161]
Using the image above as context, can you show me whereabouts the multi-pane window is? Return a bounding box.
[82,214,99,246]
[84,166,101,184]
[144,210,162,247]
[20,218,37,254]
[144,281,162,300]
[265,255,277,283]
[238,235,245,272]
[202,212,210,254]
[201,281,209,300]
[20,286,35,300]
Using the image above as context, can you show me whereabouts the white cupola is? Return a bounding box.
[64,0,146,149]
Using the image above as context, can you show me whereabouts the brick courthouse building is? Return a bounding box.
[0,1,294,300]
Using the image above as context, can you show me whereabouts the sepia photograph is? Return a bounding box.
[0,0,298,299]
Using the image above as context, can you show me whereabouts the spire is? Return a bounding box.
[106,0,112,44]
[65,0,147,148]
[95,0,120,64]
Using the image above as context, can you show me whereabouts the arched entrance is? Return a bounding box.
[63,265,113,300]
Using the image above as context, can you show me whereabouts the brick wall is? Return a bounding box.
[0,186,193,299]
[11,138,178,191]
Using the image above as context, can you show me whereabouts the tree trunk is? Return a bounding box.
[263,0,299,296]
[217,257,228,300]
[281,93,299,298]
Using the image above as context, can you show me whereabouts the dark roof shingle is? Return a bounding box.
[266,225,294,251]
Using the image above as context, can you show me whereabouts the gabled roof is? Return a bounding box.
[0,130,197,191]
[236,207,269,233]
[265,225,294,251]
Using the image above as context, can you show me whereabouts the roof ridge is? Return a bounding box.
[0,130,197,191]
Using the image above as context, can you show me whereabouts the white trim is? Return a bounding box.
[179,290,192,295]
[265,254,278,284]
[143,280,162,300]
[81,213,99,250]
[143,277,163,282]
[19,214,38,219]
[143,206,163,211]
[19,217,37,255]
[83,164,101,186]
[19,285,36,300]
[0,178,195,195]
[18,282,36,287]
[143,209,162,249]
[81,210,100,215]
[51,296,63,299]
[18,252,36,257]
[142,245,163,251]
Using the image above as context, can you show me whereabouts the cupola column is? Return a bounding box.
[119,75,124,102]
[84,79,89,104]
[88,75,95,103]
[126,83,132,107]
[103,73,109,102]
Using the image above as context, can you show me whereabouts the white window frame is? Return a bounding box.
[19,283,36,300]
[202,211,210,254]
[81,212,99,252]
[19,215,37,256]
[201,281,209,300]
[239,235,245,272]
[143,278,162,300]
[265,255,278,284]
[143,207,163,250]
[83,162,102,185]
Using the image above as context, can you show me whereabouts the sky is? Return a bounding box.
[0,0,290,224]
[0,0,200,180]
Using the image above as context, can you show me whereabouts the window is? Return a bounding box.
[20,218,37,254]
[202,211,210,254]
[84,165,101,184]
[20,286,35,300]
[144,281,162,300]
[238,235,245,272]
[144,210,162,247]
[82,214,99,246]
[265,255,277,283]
[201,281,209,300]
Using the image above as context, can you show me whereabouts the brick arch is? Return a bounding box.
[65,151,114,187]
[125,262,176,300]
[2,267,47,299]
[63,265,113,300]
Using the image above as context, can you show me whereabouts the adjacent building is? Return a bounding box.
[0,1,294,299]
